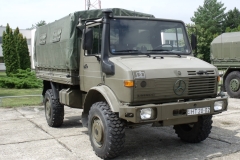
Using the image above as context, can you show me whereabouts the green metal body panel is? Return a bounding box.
[211,32,240,69]
[211,32,240,93]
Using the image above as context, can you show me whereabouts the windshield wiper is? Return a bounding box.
[114,49,140,53]
[147,50,182,58]
[147,49,171,51]
[114,50,152,57]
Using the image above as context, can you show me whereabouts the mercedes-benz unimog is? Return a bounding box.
[35,8,228,159]
[211,32,240,98]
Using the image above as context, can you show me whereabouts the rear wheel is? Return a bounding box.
[88,102,125,159]
[173,115,212,143]
[225,71,240,98]
[44,89,64,127]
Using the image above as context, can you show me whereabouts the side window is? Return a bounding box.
[161,28,186,51]
[86,24,102,55]
[110,29,119,52]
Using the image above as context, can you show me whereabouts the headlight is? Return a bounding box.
[214,101,224,111]
[140,108,153,120]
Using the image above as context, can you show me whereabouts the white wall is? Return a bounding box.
[0,27,5,70]
[31,29,36,69]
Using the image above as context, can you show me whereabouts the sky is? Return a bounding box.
[0,0,239,29]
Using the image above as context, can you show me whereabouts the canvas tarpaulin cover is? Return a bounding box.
[34,8,154,70]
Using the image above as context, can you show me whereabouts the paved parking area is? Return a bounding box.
[1,98,240,160]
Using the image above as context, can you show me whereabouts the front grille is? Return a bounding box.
[134,76,217,101]
[188,77,216,95]
[206,70,215,75]
[188,70,215,76]
[188,71,196,75]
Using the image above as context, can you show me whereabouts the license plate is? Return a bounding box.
[187,107,210,115]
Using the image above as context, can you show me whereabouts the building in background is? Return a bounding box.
[0,26,35,71]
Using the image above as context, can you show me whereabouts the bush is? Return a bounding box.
[0,69,42,89]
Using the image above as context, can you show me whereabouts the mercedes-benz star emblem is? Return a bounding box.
[173,79,186,95]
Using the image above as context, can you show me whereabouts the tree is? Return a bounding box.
[15,31,31,70]
[13,27,20,44]
[20,37,31,69]
[2,24,31,76]
[28,20,47,29]
[191,0,226,63]
[224,7,240,31]
[225,25,240,32]
[2,24,20,76]
[35,20,46,27]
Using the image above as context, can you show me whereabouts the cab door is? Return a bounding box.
[82,24,103,91]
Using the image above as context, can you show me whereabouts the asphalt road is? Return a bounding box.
[1,98,240,160]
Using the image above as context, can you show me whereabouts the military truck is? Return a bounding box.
[35,8,228,159]
[211,32,240,98]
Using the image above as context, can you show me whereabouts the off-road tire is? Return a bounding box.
[44,89,64,127]
[225,71,240,98]
[173,115,212,143]
[88,102,125,159]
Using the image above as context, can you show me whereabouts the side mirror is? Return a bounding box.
[191,34,197,50]
[83,28,93,50]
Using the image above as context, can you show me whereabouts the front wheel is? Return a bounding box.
[88,102,125,159]
[173,115,212,143]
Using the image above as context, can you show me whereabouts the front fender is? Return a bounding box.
[83,85,121,113]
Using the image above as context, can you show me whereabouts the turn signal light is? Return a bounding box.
[124,80,134,87]
[217,76,221,82]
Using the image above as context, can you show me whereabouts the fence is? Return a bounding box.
[0,95,42,107]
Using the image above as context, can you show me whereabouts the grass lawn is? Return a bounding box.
[0,71,42,107]
[0,72,6,77]
[0,88,42,107]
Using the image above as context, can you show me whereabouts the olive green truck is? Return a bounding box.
[211,32,240,98]
[35,8,228,159]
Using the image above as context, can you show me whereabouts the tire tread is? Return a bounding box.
[225,71,240,98]
[173,115,212,143]
[88,102,125,159]
[45,89,64,127]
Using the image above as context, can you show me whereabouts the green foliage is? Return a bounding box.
[3,24,31,73]
[0,69,42,89]
[2,24,20,76]
[16,34,31,69]
[15,29,31,70]
[225,25,240,32]
[224,7,240,31]
[191,0,226,63]
[28,20,47,29]
[13,27,20,44]
[22,37,31,69]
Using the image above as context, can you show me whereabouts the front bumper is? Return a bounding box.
[119,97,228,125]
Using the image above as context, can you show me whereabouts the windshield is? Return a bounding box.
[109,19,191,55]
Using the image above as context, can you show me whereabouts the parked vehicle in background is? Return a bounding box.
[211,32,240,98]
[35,8,228,159]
